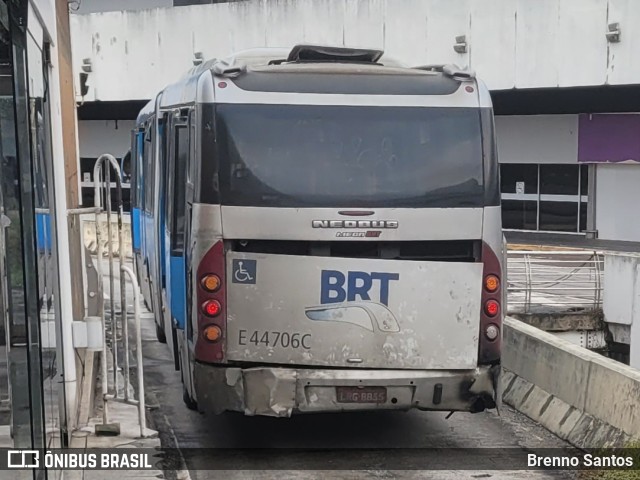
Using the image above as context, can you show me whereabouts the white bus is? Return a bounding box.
[131,45,505,417]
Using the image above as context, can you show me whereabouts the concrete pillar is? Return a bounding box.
[48,0,86,432]
[585,164,598,239]
[603,252,640,369]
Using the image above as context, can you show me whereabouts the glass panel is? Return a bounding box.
[501,200,537,230]
[13,21,46,456]
[580,164,589,196]
[579,202,588,232]
[500,164,538,194]
[540,164,579,195]
[27,32,67,448]
[0,3,47,476]
[539,201,579,232]
[173,126,188,251]
[144,127,154,212]
[0,3,23,451]
[218,105,486,208]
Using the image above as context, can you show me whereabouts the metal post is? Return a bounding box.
[92,154,123,427]
[116,173,129,402]
[524,254,532,313]
[93,160,109,425]
[121,265,147,438]
[105,166,119,397]
[594,252,602,310]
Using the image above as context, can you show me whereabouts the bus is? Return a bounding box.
[131,45,504,417]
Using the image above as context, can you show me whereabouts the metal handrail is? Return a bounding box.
[507,250,604,314]
[92,154,147,437]
[93,154,123,426]
[120,265,147,438]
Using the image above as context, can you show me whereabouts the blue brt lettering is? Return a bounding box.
[320,270,399,306]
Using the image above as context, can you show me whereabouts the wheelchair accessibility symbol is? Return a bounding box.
[232,259,257,284]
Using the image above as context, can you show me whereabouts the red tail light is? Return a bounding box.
[479,242,502,364]
[202,299,221,317]
[484,299,500,317]
[195,241,226,363]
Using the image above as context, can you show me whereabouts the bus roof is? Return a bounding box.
[144,45,488,116]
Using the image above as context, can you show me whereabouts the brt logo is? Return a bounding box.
[320,270,399,306]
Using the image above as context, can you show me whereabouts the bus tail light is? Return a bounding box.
[203,325,222,342]
[202,299,221,317]
[484,274,500,293]
[201,274,221,293]
[484,299,500,317]
[195,241,226,363]
[479,242,502,365]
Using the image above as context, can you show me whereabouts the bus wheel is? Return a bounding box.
[183,386,198,411]
[155,321,167,344]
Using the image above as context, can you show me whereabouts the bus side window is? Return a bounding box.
[187,110,196,195]
[171,122,189,253]
[165,121,175,247]
[130,131,137,208]
[144,125,155,214]
[135,130,144,212]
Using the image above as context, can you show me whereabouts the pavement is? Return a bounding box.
[64,265,163,480]
[66,397,162,479]
[1,236,610,479]
[139,307,577,480]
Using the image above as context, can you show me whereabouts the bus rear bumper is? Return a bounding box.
[193,363,501,417]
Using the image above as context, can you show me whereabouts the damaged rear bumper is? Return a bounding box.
[194,363,501,417]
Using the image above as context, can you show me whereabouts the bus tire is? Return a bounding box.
[155,321,167,344]
[183,386,198,411]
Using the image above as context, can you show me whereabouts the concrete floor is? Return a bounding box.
[140,308,576,479]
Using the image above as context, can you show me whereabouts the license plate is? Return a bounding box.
[336,386,387,403]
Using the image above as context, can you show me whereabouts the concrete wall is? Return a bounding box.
[78,120,135,158]
[71,0,172,14]
[503,317,640,447]
[30,0,81,431]
[69,0,640,102]
[603,253,640,369]
[595,164,640,241]
[495,115,579,165]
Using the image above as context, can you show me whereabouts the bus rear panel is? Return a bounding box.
[136,46,504,417]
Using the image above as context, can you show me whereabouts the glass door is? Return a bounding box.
[0,0,46,470]
[27,29,67,448]
[501,163,589,233]
[0,1,66,477]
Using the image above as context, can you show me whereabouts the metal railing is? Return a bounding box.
[507,250,604,314]
[92,154,147,437]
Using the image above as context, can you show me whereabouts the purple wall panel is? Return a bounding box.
[578,114,640,163]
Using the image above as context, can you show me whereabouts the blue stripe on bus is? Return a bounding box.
[159,206,166,282]
[132,208,141,251]
[170,255,187,329]
[36,212,52,252]
[158,122,167,283]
